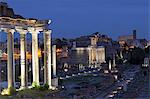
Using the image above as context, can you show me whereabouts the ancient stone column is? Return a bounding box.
[16,27,28,88]
[32,32,39,85]
[113,53,116,67]
[29,27,41,86]
[120,50,123,59]
[44,30,52,89]
[95,49,99,68]
[88,48,92,67]
[7,29,15,88]
[52,45,57,77]
[109,60,112,70]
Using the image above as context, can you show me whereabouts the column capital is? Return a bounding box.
[0,28,15,33]
[7,28,16,33]
[15,26,28,34]
[28,27,43,34]
[44,29,52,34]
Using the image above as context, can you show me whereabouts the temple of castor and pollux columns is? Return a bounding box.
[0,2,58,91]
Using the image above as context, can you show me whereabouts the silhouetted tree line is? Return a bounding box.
[123,47,146,65]
[54,38,68,49]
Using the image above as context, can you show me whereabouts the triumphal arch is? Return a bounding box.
[0,2,57,90]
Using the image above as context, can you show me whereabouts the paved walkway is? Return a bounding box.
[94,65,140,99]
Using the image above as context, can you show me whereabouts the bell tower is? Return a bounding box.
[133,30,136,40]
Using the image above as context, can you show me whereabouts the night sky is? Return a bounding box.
[1,0,149,40]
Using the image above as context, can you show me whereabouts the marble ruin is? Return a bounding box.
[0,2,58,90]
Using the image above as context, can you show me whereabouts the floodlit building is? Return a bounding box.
[70,34,106,68]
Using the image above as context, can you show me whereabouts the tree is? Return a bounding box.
[62,38,68,46]
[55,38,63,48]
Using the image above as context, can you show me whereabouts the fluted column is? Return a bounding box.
[28,27,41,86]
[7,29,15,88]
[52,45,57,77]
[16,27,28,88]
[44,30,52,88]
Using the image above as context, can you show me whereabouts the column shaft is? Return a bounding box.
[88,48,92,67]
[7,30,14,88]
[44,30,52,88]
[20,33,27,88]
[32,33,39,85]
[52,45,56,77]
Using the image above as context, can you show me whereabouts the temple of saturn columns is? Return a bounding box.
[0,17,58,90]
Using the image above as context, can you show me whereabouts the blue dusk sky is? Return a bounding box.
[1,0,150,40]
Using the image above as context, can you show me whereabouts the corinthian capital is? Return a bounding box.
[0,28,15,33]
[44,29,52,34]
[7,29,16,34]
[15,26,28,34]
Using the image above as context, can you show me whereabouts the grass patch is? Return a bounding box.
[1,87,16,96]
[0,88,60,99]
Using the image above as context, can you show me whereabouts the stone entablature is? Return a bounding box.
[0,17,50,30]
